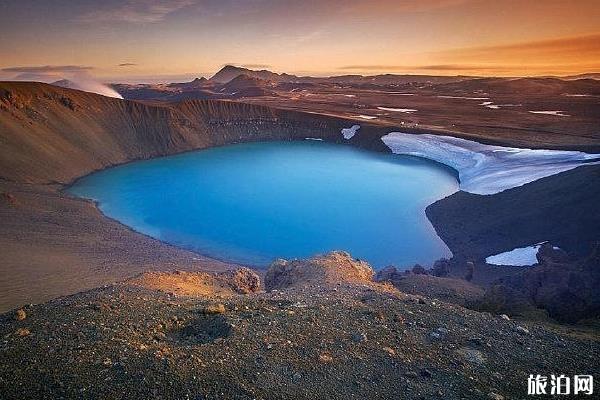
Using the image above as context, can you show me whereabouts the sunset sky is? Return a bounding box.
[1,0,599,82]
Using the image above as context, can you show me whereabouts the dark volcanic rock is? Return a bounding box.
[427,164,600,260]
[374,265,404,282]
[478,244,600,322]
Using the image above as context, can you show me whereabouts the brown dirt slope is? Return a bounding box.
[0,81,387,184]
[128,268,261,298]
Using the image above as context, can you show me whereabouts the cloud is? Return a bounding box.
[79,0,196,24]
[118,63,138,67]
[1,65,94,73]
[345,0,471,14]
[338,64,510,73]
[338,34,600,75]
[435,33,600,64]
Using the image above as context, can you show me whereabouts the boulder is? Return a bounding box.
[225,268,261,294]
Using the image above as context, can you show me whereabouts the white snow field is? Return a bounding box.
[381,132,600,195]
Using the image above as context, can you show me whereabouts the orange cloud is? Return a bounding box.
[437,34,600,64]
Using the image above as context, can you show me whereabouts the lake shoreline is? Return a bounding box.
[1,82,598,312]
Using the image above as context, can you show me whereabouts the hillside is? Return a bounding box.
[1,253,598,399]
[0,82,386,184]
[209,65,296,84]
[218,74,276,97]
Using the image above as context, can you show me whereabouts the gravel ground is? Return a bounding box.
[1,280,598,399]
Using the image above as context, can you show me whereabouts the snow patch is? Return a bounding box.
[485,244,544,266]
[380,132,600,195]
[529,110,570,117]
[341,125,360,140]
[480,101,521,110]
[438,96,490,100]
[377,107,417,113]
[305,137,323,141]
[355,115,377,120]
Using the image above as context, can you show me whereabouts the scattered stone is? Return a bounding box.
[201,303,226,315]
[515,326,530,335]
[468,337,483,346]
[420,368,433,378]
[351,332,367,343]
[15,308,26,321]
[318,353,333,363]
[429,327,448,340]
[488,392,504,400]
[458,348,486,365]
[15,328,30,337]
[382,346,396,356]
[404,371,419,379]
[404,371,418,379]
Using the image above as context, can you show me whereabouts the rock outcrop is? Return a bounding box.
[374,265,484,307]
[264,251,374,291]
[477,243,600,322]
[127,267,261,298]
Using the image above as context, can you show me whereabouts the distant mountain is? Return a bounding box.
[51,79,78,89]
[167,77,208,89]
[210,65,472,86]
[210,65,296,84]
[217,74,275,97]
[561,73,600,80]
[433,77,600,96]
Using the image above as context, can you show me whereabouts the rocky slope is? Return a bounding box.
[1,253,598,399]
[426,163,600,260]
[477,243,600,323]
[0,81,387,184]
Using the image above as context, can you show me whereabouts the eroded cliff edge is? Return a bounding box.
[0,82,388,184]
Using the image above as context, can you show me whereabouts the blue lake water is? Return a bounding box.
[68,141,459,269]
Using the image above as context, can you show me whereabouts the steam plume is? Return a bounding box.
[1,65,123,99]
